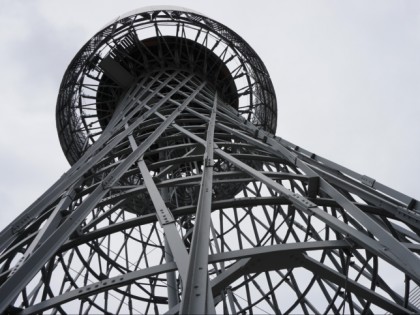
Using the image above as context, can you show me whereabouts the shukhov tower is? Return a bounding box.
[1,6,420,314]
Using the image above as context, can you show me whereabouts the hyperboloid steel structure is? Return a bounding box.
[1,6,420,314]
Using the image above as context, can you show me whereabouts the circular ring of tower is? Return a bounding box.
[56,6,277,166]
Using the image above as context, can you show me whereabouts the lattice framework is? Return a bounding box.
[0,6,419,315]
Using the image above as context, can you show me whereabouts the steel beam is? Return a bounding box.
[15,240,349,315]
[17,262,177,315]
[0,71,175,253]
[180,94,218,314]
[155,113,420,286]
[207,110,420,285]
[0,75,201,314]
[300,255,418,314]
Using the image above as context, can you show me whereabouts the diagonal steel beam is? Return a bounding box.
[179,101,420,285]
[128,81,207,283]
[7,179,83,279]
[182,93,418,213]
[307,163,420,232]
[299,255,418,314]
[214,141,420,285]
[0,76,203,314]
[17,241,348,315]
[150,108,420,286]
[136,159,189,279]
[18,262,178,315]
[180,93,218,314]
[0,71,177,253]
[277,137,419,211]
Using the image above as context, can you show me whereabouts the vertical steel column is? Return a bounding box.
[180,94,218,314]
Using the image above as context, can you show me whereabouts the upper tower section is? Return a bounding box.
[56,6,277,165]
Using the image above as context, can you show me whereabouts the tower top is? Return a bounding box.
[56,6,277,165]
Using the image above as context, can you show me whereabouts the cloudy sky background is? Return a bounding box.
[0,0,419,231]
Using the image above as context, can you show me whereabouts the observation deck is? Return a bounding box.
[56,6,277,165]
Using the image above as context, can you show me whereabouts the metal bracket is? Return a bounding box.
[361,175,375,188]
[307,176,320,198]
[262,135,268,143]
[157,208,175,225]
[290,193,318,210]
[101,176,114,190]
[408,198,417,210]
[395,206,420,225]
[205,157,214,167]
[11,214,33,234]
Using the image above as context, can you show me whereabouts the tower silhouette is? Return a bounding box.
[1,6,420,314]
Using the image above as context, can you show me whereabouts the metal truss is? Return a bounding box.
[1,6,420,315]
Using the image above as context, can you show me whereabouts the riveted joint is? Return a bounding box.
[290,193,318,210]
[158,208,175,225]
[361,175,375,188]
[102,176,114,190]
[262,135,268,143]
[205,158,214,167]
[11,214,33,234]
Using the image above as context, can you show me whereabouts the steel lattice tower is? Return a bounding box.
[1,6,420,314]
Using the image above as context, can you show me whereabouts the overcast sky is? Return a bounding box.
[0,0,419,230]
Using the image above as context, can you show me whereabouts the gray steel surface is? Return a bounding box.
[0,6,419,315]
